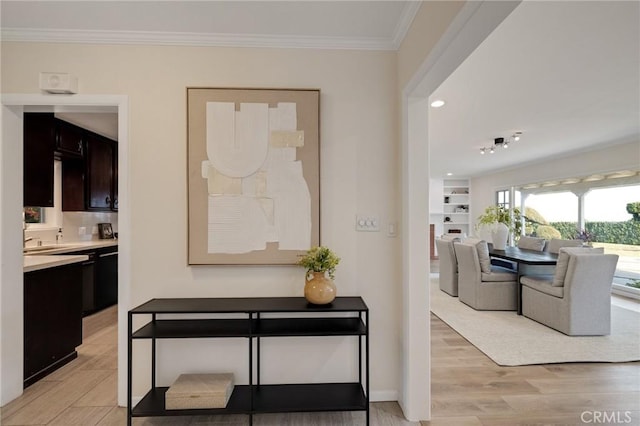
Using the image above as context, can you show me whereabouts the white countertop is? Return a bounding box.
[23,239,118,255]
[24,254,90,273]
[23,240,117,272]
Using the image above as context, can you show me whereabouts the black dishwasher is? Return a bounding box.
[81,253,97,315]
[95,247,118,310]
[54,245,118,315]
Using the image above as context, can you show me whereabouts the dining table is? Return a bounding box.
[488,245,558,315]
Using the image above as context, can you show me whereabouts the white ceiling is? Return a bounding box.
[428,1,640,179]
[2,1,638,180]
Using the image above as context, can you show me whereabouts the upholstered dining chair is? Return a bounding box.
[435,236,460,296]
[544,238,584,254]
[454,240,518,310]
[520,247,618,336]
[517,235,547,251]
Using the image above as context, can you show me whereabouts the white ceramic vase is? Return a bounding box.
[491,222,509,250]
[476,223,493,242]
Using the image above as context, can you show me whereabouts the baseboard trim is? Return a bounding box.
[370,390,398,402]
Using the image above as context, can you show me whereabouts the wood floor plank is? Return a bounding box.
[476,413,586,426]
[2,369,112,425]
[73,372,117,407]
[544,362,640,378]
[0,380,60,421]
[431,396,514,416]
[83,306,118,340]
[528,376,640,394]
[431,365,556,380]
[421,416,483,426]
[432,379,540,396]
[95,407,127,426]
[48,406,112,426]
[502,391,640,413]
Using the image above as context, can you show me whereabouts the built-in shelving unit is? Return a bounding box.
[442,178,470,236]
[128,297,369,425]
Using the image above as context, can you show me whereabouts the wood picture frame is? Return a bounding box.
[187,88,320,265]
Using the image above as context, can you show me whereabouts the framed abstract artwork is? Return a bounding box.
[187,88,320,265]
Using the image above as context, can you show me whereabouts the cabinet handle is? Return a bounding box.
[114,198,118,208]
[99,252,118,258]
[77,141,83,153]
[106,196,111,205]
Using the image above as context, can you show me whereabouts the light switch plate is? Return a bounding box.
[356,215,379,232]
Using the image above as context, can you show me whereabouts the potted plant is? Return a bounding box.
[297,246,340,305]
[476,205,513,249]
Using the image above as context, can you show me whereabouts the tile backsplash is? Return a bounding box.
[63,211,119,241]
[25,212,118,244]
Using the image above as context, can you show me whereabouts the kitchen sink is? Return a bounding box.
[23,244,77,254]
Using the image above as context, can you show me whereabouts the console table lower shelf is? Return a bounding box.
[132,383,368,417]
[127,296,369,425]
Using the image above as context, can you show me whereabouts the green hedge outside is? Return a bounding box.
[550,221,640,245]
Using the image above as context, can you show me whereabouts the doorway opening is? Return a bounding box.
[0,95,129,407]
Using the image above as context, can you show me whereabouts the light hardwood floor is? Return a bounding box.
[2,303,638,425]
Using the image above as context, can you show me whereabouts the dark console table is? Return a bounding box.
[127,297,369,425]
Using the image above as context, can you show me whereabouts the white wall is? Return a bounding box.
[1,42,401,402]
[470,140,640,228]
[0,105,26,404]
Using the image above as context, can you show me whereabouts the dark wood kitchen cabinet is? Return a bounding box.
[56,119,84,158]
[24,262,83,387]
[86,133,117,211]
[23,113,56,207]
[23,113,118,212]
[62,132,118,212]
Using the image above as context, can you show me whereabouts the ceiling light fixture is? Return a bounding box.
[479,132,523,155]
[430,99,445,108]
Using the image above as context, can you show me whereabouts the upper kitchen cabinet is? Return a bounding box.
[85,133,117,211]
[56,120,84,158]
[24,113,56,207]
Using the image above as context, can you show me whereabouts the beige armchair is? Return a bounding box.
[521,247,618,336]
[454,240,518,310]
[544,238,584,253]
[435,237,459,296]
[517,235,547,251]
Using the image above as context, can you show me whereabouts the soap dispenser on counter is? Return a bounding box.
[56,228,64,244]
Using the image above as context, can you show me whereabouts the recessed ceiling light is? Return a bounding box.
[430,100,445,108]
[446,172,453,176]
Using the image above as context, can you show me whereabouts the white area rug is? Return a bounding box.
[430,276,640,366]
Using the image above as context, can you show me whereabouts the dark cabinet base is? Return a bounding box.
[24,263,83,388]
[24,351,77,388]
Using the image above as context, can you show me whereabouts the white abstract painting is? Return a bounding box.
[202,102,312,254]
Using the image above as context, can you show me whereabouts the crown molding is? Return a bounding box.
[1,27,399,51]
[392,1,422,50]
